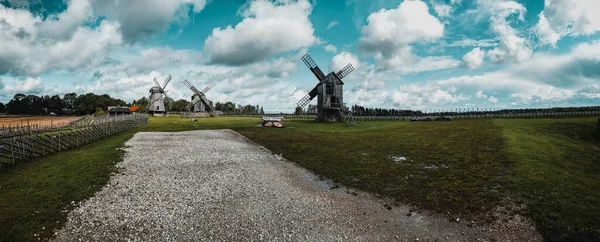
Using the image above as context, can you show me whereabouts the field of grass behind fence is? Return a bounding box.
[1,115,598,241]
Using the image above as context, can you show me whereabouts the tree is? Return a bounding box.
[215,102,224,111]
[135,97,149,113]
[63,93,77,112]
[260,106,264,115]
[0,102,5,113]
[48,95,63,114]
[222,102,236,113]
[93,107,107,116]
[164,97,174,111]
[171,99,190,111]
[294,106,304,115]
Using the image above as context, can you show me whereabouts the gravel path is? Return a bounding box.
[54,130,541,241]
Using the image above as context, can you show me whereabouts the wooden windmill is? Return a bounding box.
[148,74,172,117]
[297,53,355,122]
[183,79,215,115]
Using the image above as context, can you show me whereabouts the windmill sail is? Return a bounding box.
[162,75,172,89]
[301,54,326,81]
[336,63,355,79]
[297,86,318,108]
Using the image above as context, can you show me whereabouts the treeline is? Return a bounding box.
[0,93,126,115]
[215,102,264,114]
[348,105,600,116]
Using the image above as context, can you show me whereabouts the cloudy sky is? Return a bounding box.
[0,0,599,111]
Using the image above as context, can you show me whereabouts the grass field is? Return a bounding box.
[0,116,81,127]
[1,115,599,241]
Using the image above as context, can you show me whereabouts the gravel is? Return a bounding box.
[53,130,541,241]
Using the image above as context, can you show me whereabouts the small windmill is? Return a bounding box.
[148,74,172,116]
[183,79,215,116]
[297,53,355,122]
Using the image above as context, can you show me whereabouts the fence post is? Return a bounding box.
[58,132,61,152]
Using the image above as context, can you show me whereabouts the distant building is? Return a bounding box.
[108,106,132,116]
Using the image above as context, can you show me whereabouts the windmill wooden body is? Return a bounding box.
[148,74,171,117]
[297,54,355,122]
[183,80,215,116]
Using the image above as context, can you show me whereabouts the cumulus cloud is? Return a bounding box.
[102,47,203,76]
[541,0,600,36]
[533,0,600,47]
[463,47,486,69]
[324,44,338,53]
[437,41,600,105]
[359,0,447,71]
[91,0,207,42]
[0,76,43,98]
[203,0,317,66]
[433,3,452,18]
[390,83,468,109]
[0,3,122,76]
[329,51,359,73]
[477,0,532,63]
[534,12,560,48]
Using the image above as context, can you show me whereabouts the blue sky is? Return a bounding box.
[0,0,599,111]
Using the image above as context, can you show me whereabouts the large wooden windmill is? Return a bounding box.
[297,53,355,122]
[183,79,215,115]
[148,74,171,117]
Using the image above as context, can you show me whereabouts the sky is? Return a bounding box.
[0,0,599,112]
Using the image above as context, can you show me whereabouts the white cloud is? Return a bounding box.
[324,44,338,53]
[437,41,600,105]
[488,96,498,103]
[433,3,452,18]
[203,0,317,65]
[0,2,122,76]
[390,83,468,109]
[39,0,92,40]
[447,38,498,48]
[325,20,338,30]
[0,76,43,97]
[477,0,532,63]
[541,0,600,36]
[359,0,445,70]
[475,90,488,99]
[534,12,560,48]
[463,47,486,69]
[103,47,203,76]
[91,0,207,42]
[329,51,359,73]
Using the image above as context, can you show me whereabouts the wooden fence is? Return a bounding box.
[0,114,148,168]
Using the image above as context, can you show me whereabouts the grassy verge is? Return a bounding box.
[0,129,138,241]
[495,119,600,241]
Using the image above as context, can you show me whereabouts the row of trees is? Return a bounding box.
[0,93,126,115]
[0,92,267,116]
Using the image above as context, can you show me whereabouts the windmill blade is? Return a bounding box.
[162,74,172,89]
[183,79,203,96]
[296,85,319,108]
[301,54,326,81]
[153,78,161,87]
[200,80,217,93]
[336,63,355,79]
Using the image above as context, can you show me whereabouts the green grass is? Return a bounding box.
[0,129,138,241]
[1,115,599,241]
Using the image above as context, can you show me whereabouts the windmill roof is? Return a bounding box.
[108,107,132,113]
